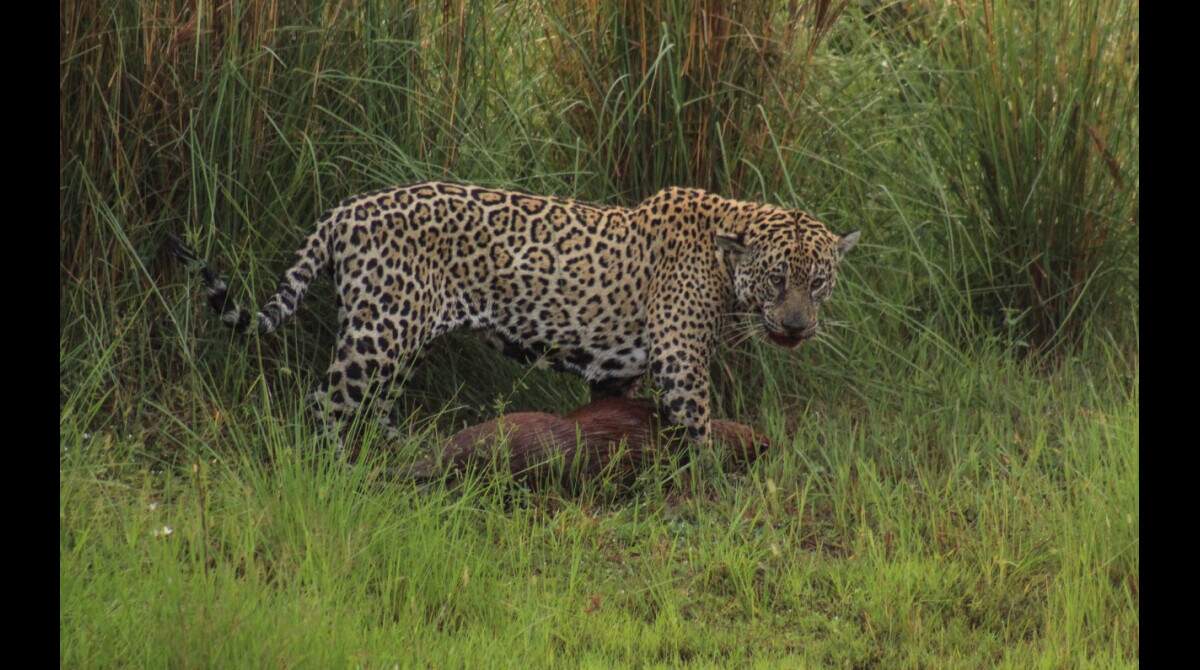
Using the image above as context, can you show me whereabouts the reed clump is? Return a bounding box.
[540,0,847,201]
[935,0,1139,353]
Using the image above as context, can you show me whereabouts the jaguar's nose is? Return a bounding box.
[780,316,817,339]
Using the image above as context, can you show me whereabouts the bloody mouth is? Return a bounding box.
[767,332,805,348]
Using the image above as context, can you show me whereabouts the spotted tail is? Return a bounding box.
[169,229,330,336]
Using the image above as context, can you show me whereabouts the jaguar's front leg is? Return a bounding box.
[649,352,712,444]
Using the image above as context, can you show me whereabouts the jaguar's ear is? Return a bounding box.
[836,230,861,259]
[715,233,749,262]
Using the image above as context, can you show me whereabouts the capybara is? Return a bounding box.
[409,397,772,485]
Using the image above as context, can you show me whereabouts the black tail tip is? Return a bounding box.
[207,286,233,314]
[166,234,201,264]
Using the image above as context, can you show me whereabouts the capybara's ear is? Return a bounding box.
[711,419,773,468]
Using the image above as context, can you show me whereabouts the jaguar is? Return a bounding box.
[172,181,859,442]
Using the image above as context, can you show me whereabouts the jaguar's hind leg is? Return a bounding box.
[320,316,435,447]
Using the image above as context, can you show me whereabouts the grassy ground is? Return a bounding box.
[61,1,1138,667]
[60,339,1138,667]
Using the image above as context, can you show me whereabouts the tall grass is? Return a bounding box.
[935,0,1139,353]
[541,0,847,201]
[61,0,1137,665]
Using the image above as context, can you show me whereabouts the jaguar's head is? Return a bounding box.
[716,210,859,348]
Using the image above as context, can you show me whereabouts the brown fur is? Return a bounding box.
[410,397,772,484]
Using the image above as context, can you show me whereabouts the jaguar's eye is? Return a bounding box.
[772,275,787,294]
[810,277,826,293]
